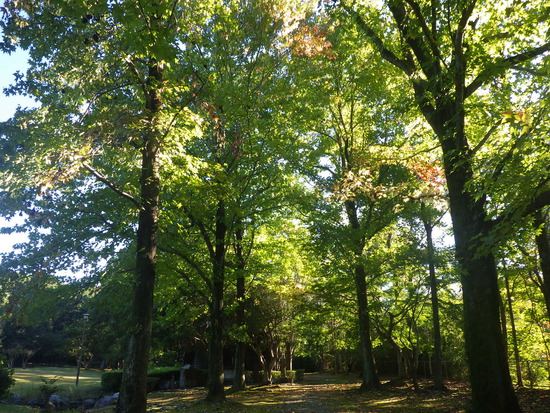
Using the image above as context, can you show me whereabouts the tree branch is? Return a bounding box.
[403,0,442,61]
[183,206,216,260]
[471,118,502,155]
[493,189,550,229]
[160,245,213,293]
[342,2,416,76]
[465,41,550,98]
[83,163,142,210]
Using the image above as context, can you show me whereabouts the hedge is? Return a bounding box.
[101,366,207,392]
[101,370,124,393]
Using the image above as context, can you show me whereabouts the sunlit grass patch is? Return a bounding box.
[11,367,103,400]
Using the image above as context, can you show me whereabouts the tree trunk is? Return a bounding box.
[117,63,162,413]
[503,268,524,387]
[345,200,380,390]
[422,207,445,390]
[413,47,519,411]
[232,227,246,391]
[347,1,523,409]
[285,341,293,371]
[534,209,550,319]
[206,200,227,402]
[354,263,380,390]
[442,143,519,411]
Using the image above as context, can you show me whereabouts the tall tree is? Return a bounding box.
[291,19,419,389]
[0,2,212,411]
[339,0,550,410]
[157,0,313,400]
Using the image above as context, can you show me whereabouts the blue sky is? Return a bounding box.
[0,46,36,254]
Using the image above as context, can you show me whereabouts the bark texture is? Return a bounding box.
[534,209,550,319]
[118,62,163,413]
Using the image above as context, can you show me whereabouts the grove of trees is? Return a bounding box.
[0,1,549,412]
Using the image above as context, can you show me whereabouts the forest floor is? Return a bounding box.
[142,372,550,413]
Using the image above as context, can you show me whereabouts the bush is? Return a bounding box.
[38,376,60,402]
[295,369,305,381]
[271,369,306,384]
[0,366,15,398]
[101,370,123,392]
[146,377,160,393]
[102,366,194,392]
[147,367,181,383]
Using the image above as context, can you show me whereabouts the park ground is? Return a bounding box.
[143,373,550,413]
[2,369,550,412]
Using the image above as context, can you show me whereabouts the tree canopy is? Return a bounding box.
[1,0,549,411]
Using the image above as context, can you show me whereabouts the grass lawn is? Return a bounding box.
[0,366,104,412]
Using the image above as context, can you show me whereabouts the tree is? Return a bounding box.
[0,2,212,411]
[157,0,314,400]
[339,0,550,410]
[291,18,421,389]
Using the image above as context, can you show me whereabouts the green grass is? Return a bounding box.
[9,366,103,400]
[0,406,39,412]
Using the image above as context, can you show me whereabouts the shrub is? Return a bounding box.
[147,367,181,383]
[102,366,194,392]
[0,365,15,398]
[295,369,305,381]
[146,377,160,393]
[101,370,123,392]
[184,367,208,387]
[271,369,306,384]
[38,376,60,402]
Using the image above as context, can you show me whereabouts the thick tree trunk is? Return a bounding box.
[441,132,520,412]
[117,63,162,413]
[206,200,227,402]
[422,209,445,390]
[534,209,550,319]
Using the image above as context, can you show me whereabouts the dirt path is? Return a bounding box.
[142,373,550,413]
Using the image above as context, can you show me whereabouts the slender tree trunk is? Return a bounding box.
[534,209,550,319]
[421,206,445,390]
[504,269,524,387]
[285,341,293,371]
[354,263,380,390]
[206,200,227,402]
[117,63,163,413]
[498,292,508,349]
[232,227,247,392]
[344,200,380,390]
